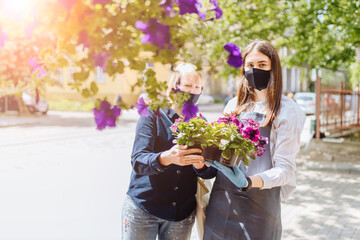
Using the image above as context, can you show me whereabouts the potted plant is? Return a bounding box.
[214,115,269,167]
[171,114,269,167]
[171,116,208,150]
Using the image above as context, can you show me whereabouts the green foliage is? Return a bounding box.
[350,61,360,87]
[172,117,258,165]
[280,0,359,71]
[172,117,209,148]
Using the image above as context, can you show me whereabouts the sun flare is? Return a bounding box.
[0,0,38,20]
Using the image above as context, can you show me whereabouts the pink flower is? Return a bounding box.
[241,125,260,143]
[171,124,178,132]
[0,26,8,48]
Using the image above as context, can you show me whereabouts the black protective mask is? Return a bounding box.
[244,68,271,91]
[175,88,201,105]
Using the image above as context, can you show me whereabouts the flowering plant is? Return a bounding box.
[213,115,268,165]
[171,116,209,148]
[171,114,269,166]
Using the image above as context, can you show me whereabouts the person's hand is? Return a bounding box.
[159,145,204,167]
[193,161,206,170]
[205,160,247,188]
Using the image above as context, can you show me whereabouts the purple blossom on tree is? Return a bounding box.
[78,30,90,49]
[176,0,205,19]
[160,0,173,13]
[58,0,77,11]
[92,0,112,4]
[0,26,8,48]
[136,97,149,117]
[209,0,222,19]
[93,100,121,130]
[224,43,243,68]
[93,52,111,72]
[241,125,260,143]
[29,57,46,78]
[214,7,223,19]
[210,0,219,7]
[182,103,198,122]
[135,18,171,49]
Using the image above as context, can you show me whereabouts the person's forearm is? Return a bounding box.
[249,175,264,188]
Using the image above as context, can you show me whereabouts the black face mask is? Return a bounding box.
[175,88,201,105]
[244,68,271,91]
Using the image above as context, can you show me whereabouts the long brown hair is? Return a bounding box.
[233,40,282,126]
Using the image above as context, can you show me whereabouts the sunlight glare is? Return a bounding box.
[0,0,38,20]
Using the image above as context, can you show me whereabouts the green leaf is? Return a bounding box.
[81,88,91,98]
[90,81,99,95]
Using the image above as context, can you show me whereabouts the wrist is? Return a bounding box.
[241,177,252,191]
[159,152,171,166]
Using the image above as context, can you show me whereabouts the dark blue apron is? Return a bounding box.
[204,112,281,240]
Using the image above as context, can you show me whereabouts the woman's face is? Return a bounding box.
[177,74,203,95]
[244,50,271,71]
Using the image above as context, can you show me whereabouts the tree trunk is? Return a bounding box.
[16,95,31,116]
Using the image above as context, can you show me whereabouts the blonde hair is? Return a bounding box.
[167,62,202,95]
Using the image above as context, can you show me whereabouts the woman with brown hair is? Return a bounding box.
[203,41,305,239]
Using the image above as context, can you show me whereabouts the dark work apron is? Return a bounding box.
[203,112,281,240]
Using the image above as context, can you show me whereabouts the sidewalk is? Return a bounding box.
[1,109,359,175]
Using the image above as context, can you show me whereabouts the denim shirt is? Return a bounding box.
[127,108,216,221]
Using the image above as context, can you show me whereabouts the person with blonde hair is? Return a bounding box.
[121,62,215,240]
[203,41,305,239]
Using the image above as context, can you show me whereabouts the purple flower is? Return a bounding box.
[224,43,243,68]
[29,57,47,78]
[182,103,198,122]
[209,0,222,19]
[176,0,204,19]
[136,97,149,117]
[0,26,8,48]
[210,0,219,7]
[93,100,121,130]
[160,0,173,13]
[241,125,260,143]
[92,0,112,4]
[59,0,77,11]
[93,52,111,72]
[78,30,90,49]
[214,7,223,19]
[135,18,171,49]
